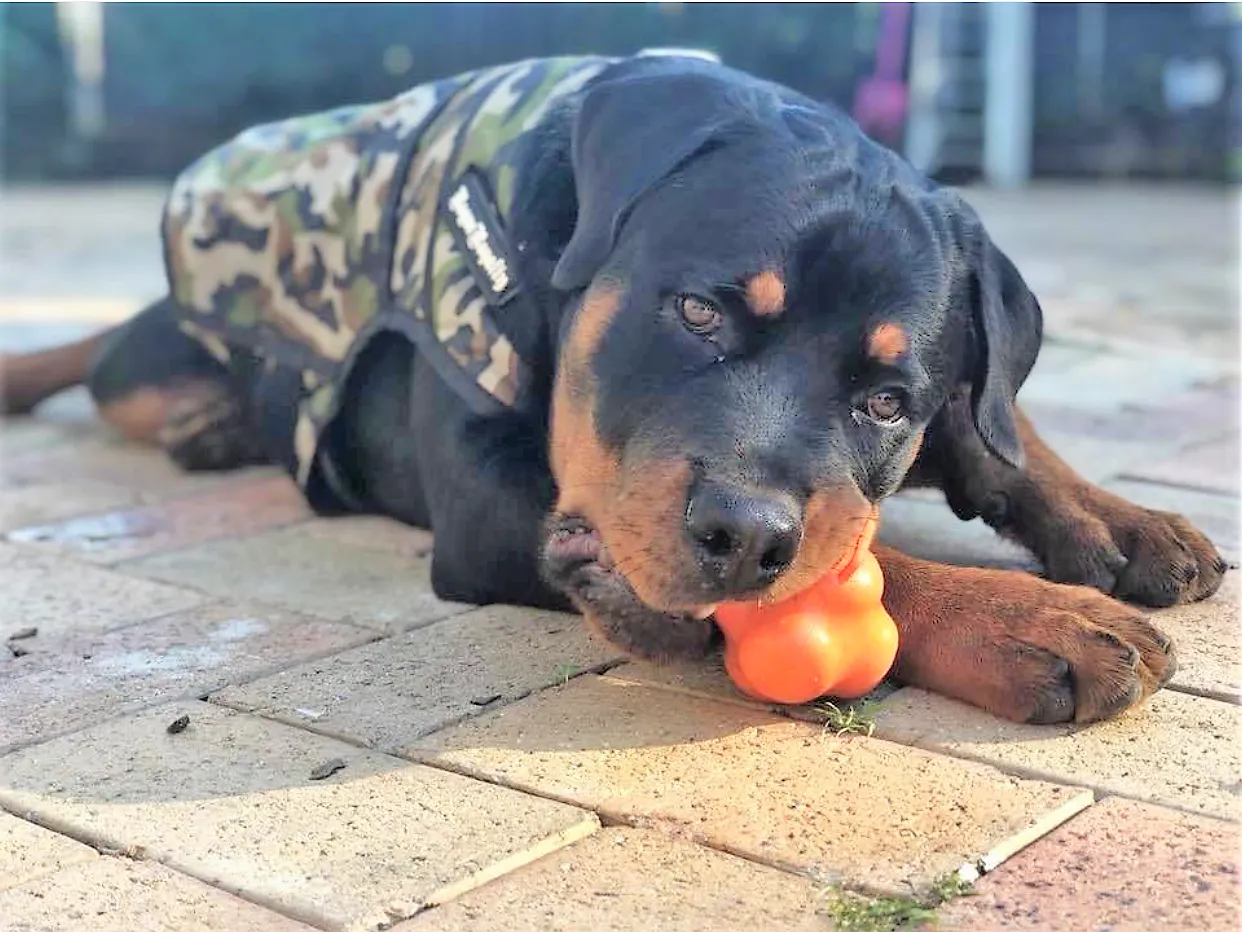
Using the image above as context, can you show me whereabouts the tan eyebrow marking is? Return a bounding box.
[867,323,909,364]
[744,271,786,317]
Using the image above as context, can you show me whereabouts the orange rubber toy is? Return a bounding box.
[714,544,899,706]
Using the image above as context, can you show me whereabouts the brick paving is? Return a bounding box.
[0,183,1238,930]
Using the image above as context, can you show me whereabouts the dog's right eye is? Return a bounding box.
[675,294,724,336]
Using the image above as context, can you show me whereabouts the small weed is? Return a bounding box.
[817,870,974,931]
[553,663,578,686]
[815,699,878,737]
[819,889,936,931]
[927,870,975,906]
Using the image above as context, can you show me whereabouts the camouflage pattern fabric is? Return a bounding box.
[163,56,614,499]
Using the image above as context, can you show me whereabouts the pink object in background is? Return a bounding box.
[852,2,911,147]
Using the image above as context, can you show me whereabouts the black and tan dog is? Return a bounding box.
[2,53,1225,725]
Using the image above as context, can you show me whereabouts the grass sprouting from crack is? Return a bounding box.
[819,890,937,931]
[927,871,975,905]
[814,699,879,737]
[818,870,975,931]
[553,663,578,686]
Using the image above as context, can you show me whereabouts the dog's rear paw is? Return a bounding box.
[158,391,266,472]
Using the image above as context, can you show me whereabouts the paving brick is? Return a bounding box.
[0,417,114,455]
[0,437,281,501]
[1019,391,1238,486]
[1154,572,1240,702]
[878,496,1040,572]
[938,798,1242,931]
[8,475,312,564]
[604,654,775,710]
[1020,430,1180,485]
[1123,377,1240,442]
[1026,342,1099,376]
[296,515,434,559]
[0,601,374,752]
[1020,401,1174,446]
[1022,377,1238,450]
[0,702,599,932]
[1017,352,1221,415]
[0,542,203,641]
[0,479,146,533]
[413,675,1091,895]
[1101,479,1239,561]
[603,656,898,722]
[874,688,1240,821]
[124,523,472,632]
[399,827,824,932]
[0,810,96,892]
[1121,432,1240,498]
[213,605,622,750]
[0,857,317,932]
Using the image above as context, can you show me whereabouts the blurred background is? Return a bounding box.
[0,2,1237,380]
[2,1,1237,185]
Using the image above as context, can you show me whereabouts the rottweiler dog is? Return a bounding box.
[2,53,1225,725]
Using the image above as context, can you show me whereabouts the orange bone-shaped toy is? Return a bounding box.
[714,548,898,705]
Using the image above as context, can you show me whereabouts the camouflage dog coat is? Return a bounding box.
[162,55,616,509]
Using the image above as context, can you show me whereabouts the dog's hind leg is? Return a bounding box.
[84,296,270,472]
[0,330,114,416]
[0,295,269,473]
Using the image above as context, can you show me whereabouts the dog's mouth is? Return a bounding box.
[542,503,877,665]
[541,508,876,634]
[540,513,722,662]
[545,504,876,584]
[542,514,719,618]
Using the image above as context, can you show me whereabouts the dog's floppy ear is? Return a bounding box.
[551,69,746,292]
[967,234,1043,468]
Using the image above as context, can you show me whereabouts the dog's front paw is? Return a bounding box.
[1030,488,1228,608]
[1002,584,1176,723]
[933,402,1229,610]
[883,553,1177,724]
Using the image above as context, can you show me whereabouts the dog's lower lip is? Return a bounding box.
[547,520,603,565]
[689,604,718,620]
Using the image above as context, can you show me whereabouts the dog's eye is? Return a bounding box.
[865,389,905,423]
[676,294,723,336]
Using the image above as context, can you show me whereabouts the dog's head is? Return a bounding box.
[540,60,1042,654]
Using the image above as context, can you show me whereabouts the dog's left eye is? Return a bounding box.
[864,389,906,423]
[676,294,723,336]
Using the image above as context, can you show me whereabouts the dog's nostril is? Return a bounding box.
[699,528,736,558]
[759,538,796,573]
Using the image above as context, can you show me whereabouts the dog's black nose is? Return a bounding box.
[686,482,802,595]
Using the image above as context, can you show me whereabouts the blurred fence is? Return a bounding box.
[1,1,1236,183]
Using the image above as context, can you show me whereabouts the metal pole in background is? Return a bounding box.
[56,0,105,140]
[0,5,7,182]
[1076,2,1107,123]
[902,2,946,176]
[983,0,1034,188]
